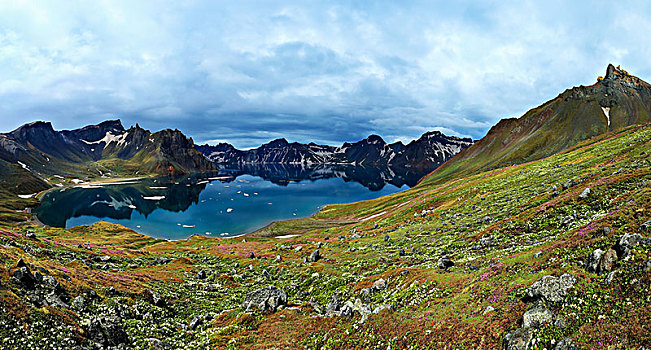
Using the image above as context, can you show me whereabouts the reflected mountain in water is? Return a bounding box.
[35,164,426,229]
[217,163,429,191]
[35,174,210,228]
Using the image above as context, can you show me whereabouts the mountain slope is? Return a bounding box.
[197,131,473,169]
[422,64,651,186]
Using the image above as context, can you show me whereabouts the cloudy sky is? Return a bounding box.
[1,1,650,148]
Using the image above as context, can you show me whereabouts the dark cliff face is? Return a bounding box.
[199,131,473,169]
[423,64,651,186]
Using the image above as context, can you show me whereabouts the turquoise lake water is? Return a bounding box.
[35,167,410,240]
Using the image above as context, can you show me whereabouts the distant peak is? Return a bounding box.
[365,134,385,144]
[266,138,289,147]
[422,130,443,137]
[12,121,55,134]
[98,119,124,131]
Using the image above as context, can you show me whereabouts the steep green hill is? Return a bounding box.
[422,64,651,187]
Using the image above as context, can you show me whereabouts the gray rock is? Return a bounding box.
[502,327,532,350]
[189,316,202,330]
[82,316,129,347]
[615,233,642,258]
[308,249,321,262]
[522,301,552,328]
[15,258,27,268]
[585,249,605,273]
[437,257,454,270]
[372,278,387,291]
[294,246,303,252]
[605,270,618,284]
[45,291,69,308]
[480,235,494,247]
[25,231,36,239]
[72,296,86,311]
[553,338,576,350]
[242,285,288,313]
[197,270,207,279]
[351,234,362,240]
[384,235,391,242]
[483,306,495,315]
[563,178,575,190]
[147,289,166,308]
[154,257,171,265]
[524,274,576,303]
[586,248,617,274]
[578,187,591,199]
[12,266,36,289]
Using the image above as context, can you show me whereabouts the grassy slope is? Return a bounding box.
[0,124,649,349]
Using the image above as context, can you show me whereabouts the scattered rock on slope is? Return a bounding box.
[523,274,575,303]
[242,285,288,313]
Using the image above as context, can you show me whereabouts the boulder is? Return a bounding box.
[189,316,202,330]
[585,248,617,274]
[147,289,166,308]
[45,291,69,308]
[578,188,591,199]
[15,258,27,268]
[437,257,454,270]
[72,296,86,311]
[197,270,207,279]
[82,316,129,348]
[12,266,36,289]
[522,301,552,328]
[523,274,575,303]
[308,249,321,262]
[615,233,642,258]
[372,278,387,291]
[242,285,288,313]
[502,327,532,350]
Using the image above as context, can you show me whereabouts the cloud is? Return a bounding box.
[0,1,650,148]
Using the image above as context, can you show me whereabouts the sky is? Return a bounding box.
[1,1,650,148]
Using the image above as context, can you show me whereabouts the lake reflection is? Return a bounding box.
[35,164,427,239]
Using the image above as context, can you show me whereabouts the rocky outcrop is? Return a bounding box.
[242,285,288,313]
[523,274,576,303]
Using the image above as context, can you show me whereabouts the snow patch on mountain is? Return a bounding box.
[81,131,128,147]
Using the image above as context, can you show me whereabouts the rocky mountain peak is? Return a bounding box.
[265,138,290,147]
[364,135,385,145]
[604,64,626,80]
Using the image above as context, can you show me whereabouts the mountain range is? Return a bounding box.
[197,131,474,169]
[0,120,215,194]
